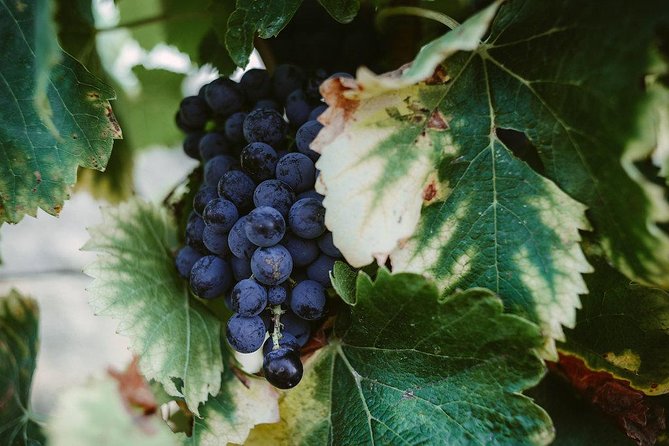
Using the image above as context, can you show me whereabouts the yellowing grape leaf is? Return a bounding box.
[84,201,222,415]
[0,0,120,223]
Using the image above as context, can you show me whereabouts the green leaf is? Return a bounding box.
[203,0,237,76]
[0,0,121,223]
[559,249,669,395]
[186,374,279,445]
[116,0,209,60]
[527,375,634,446]
[46,376,178,446]
[83,200,222,415]
[317,0,359,24]
[225,0,302,67]
[316,28,591,356]
[330,261,357,305]
[274,269,553,445]
[0,290,44,446]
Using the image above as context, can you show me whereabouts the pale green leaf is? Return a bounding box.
[273,269,553,445]
[225,0,301,67]
[0,0,121,223]
[46,376,178,446]
[559,248,669,396]
[185,374,279,446]
[83,200,222,415]
[330,261,357,305]
[0,290,45,446]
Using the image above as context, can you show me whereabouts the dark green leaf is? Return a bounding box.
[330,261,357,305]
[83,200,222,415]
[317,0,359,23]
[225,0,301,67]
[274,269,552,445]
[559,248,669,395]
[0,290,45,445]
[0,0,121,223]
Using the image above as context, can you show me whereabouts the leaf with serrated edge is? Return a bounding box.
[185,374,279,446]
[83,201,222,415]
[225,0,301,67]
[317,0,359,24]
[346,0,669,288]
[266,269,553,446]
[316,45,591,358]
[330,261,357,305]
[559,248,669,396]
[0,0,120,223]
[0,290,45,445]
[46,376,177,446]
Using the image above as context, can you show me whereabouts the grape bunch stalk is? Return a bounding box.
[173,65,349,389]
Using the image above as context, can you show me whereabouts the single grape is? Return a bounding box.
[253,99,281,112]
[226,314,266,353]
[297,189,324,202]
[281,233,319,267]
[288,198,326,239]
[205,78,243,116]
[317,232,342,258]
[295,120,323,162]
[290,280,326,320]
[228,216,256,259]
[199,132,231,161]
[239,69,271,102]
[193,186,218,216]
[272,64,306,101]
[218,170,256,211]
[240,142,278,182]
[231,256,252,281]
[278,311,311,346]
[202,225,230,256]
[267,285,287,305]
[224,112,247,144]
[178,96,209,129]
[304,68,328,102]
[306,254,336,287]
[285,89,311,127]
[253,179,296,218]
[182,132,204,159]
[263,348,303,389]
[175,246,203,278]
[262,332,299,356]
[243,109,287,147]
[245,206,286,247]
[231,279,268,316]
[190,255,232,299]
[185,214,208,254]
[275,153,315,193]
[204,155,237,187]
[308,104,327,121]
[251,245,293,285]
[203,197,239,232]
[175,110,200,133]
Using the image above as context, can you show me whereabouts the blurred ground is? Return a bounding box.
[0,147,197,415]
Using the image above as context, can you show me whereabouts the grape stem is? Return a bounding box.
[375,7,461,31]
[270,305,285,350]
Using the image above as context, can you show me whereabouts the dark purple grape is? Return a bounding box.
[231,256,252,281]
[288,198,326,239]
[267,285,288,305]
[245,206,286,247]
[317,232,342,258]
[306,254,336,287]
[290,279,326,320]
[231,279,268,316]
[224,112,247,144]
[297,189,324,202]
[228,216,256,259]
[190,255,232,299]
[281,233,319,267]
[285,89,311,127]
[243,109,287,147]
[199,132,231,161]
[263,332,299,356]
[179,96,210,129]
[295,120,323,162]
[193,186,218,216]
[218,170,256,212]
[277,311,311,346]
[240,142,278,182]
[272,64,305,102]
[226,314,266,353]
[175,246,203,278]
[275,153,315,193]
[253,180,295,218]
[253,99,281,112]
[205,78,243,116]
[251,245,293,285]
[203,197,239,232]
[182,132,204,159]
[185,214,208,254]
[240,69,271,102]
[204,155,237,187]
[308,105,327,121]
[263,347,303,389]
[202,225,230,256]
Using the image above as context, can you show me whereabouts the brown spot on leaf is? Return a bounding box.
[53,205,62,214]
[105,105,123,139]
[86,91,101,101]
[231,366,251,389]
[550,353,666,446]
[108,357,157,416]
[423,180,438,202]
[427,110,449,131]
[15,1,27,13]
[425,65,450,85]
[34,171,41,183]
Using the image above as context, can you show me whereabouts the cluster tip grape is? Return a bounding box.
[174,65,348,389]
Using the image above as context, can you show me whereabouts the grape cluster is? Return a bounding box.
[174,65,346,389]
